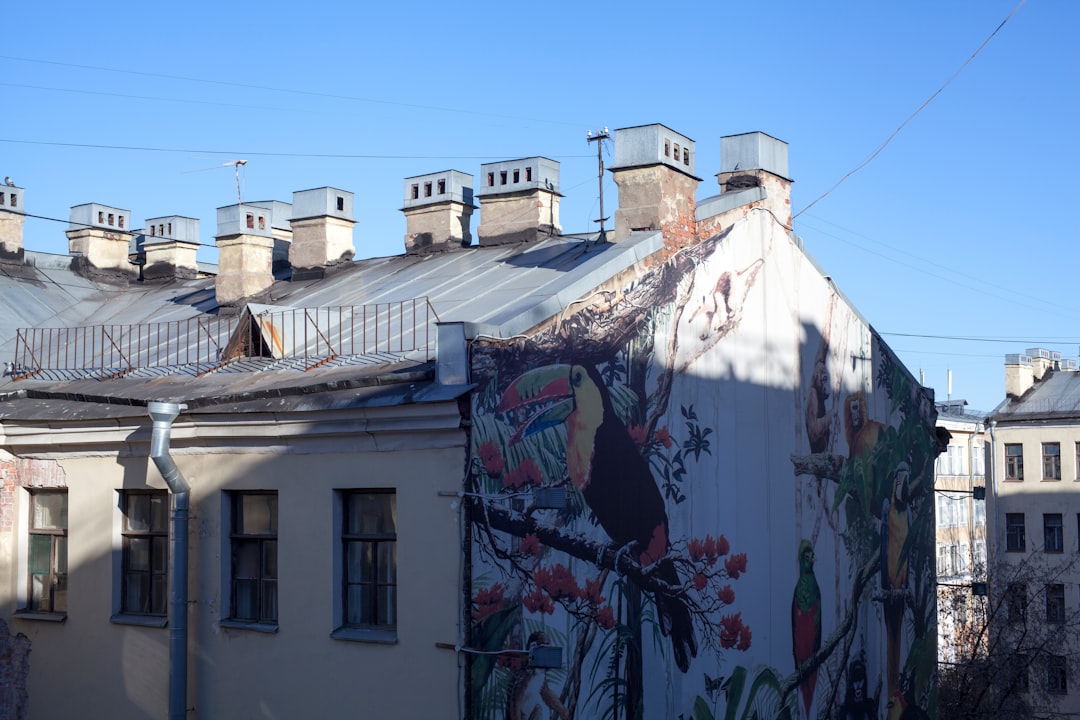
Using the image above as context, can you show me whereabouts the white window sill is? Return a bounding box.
[111,613,168,628]
[13,611,66,623]
[220,619,278,634]
[331,626,397,644]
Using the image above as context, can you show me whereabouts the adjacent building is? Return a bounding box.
[0,126,939,719]
[987,349,1080,715]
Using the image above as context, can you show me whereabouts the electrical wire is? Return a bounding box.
[793,0,1028,219]
[0,137,591,161]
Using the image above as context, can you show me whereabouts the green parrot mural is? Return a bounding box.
[792,539,822,719]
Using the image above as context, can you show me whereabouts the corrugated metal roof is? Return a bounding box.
[0,233,662,416]
[991,371,1080,420]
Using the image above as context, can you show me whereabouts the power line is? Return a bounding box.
[0,137,592,161]
[793,0,1028,219]
[884,332,1080,344]
[0,54,583,128]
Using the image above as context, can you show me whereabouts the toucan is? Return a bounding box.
[497,362,698,672]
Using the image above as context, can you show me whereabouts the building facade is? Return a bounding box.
[987,349,1080,716]
[0,125,938,719]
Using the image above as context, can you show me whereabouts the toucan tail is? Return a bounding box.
[655,558,697,673]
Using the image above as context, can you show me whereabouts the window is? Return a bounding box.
[423,181,432,197]
[1076,441,1080,480]
[108,213,114,226]
[98,211,105,223]
[525,167,532,182]
[937,494,968,528]
[499,171,508,185]
[118,215,125,229]
[973,497,986,527]
[1047,583,1066,623]
[683,147,690,165]
[971,444,985,476]
[149,225,155,236]
[937,543,968,576]
[8,193,13,208]
[121,491,168,616]
[512,169,520,183]
[1048,654,1068,695]
[1005,444,1023,480]
[1044,442,1062,481]
[336,196,344,211]
[341,490,396,631]
[947,445,964,475]
[487,172,494,187]
[27,490,68,614]
[229,492,277,625]
[1007,582,1027,623]
[1006,513,1025,552]
[410,184,419,200]
[1012,654,1030,692]
[664,140,670,157]
[167,222,172,235]
[436,179,445,195]
[257,215,266,231]
[1045,513,1064,553]
[245,213,254,229]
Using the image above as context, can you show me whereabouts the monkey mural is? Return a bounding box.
[805,344,834,454]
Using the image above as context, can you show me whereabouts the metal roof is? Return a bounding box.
[0,232,663,416]
[991,371,1080,421]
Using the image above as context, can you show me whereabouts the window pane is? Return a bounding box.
[125,575,150,613]
[238,494,277,534]
[126,494,150,531]
[53,570,67,613]
[234,541,259,578]
[30,575,47,612]
[56,536,67,574]
[128,537,150,571]
[348,493,396,534]
[261,579,277,621]
[151,576,167,615]
[378,542,396,583]
[33,493,67,530]
[262,540,277,579]
[346,584,371,625]
[149,494,169,532]
[152,536,168,573]
[29,534,52,574]
[378,586,396,625]
[234,579,257,621]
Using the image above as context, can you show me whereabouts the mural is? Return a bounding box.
[465,223,937,719]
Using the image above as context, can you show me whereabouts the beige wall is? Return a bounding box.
[5,408,466,719]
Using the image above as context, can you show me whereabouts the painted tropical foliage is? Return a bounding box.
[465,218,937,719]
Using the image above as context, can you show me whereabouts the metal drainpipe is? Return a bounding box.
[148,402,191,720]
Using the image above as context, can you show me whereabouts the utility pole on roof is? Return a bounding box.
[586,127,610,244]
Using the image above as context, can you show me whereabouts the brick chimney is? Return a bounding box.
[401,170,475,254]
[142,216,200,280]
[476,158,561,246]
[715,132,792,226]
[0,181,25,263]
[608,124,700,245]
[288,188,354,279]
[66,203,137,278]
[1005,354,1034,398]
[215,204,275,306]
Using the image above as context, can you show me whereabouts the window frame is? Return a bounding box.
[24,489,69,617]
[1006,513,1026,553]
[224,491,279,630]
[1043,442,1062,481]
[1005,443,1024,481]
[118,490,169,619]
[1047,583,1066,624]
[1007,582,1027,623]
[1048,654,1068,695]
[1045,513,1064,553]
[333,489,398,643]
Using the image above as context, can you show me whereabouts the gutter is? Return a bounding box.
[148,401,190,720]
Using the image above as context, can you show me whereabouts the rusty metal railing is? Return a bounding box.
[10,298,439,380]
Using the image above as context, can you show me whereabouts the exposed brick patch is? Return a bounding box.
[0,459,67,532]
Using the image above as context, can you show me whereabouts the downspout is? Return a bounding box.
[148,401,190,720]
[988,420,1000,586]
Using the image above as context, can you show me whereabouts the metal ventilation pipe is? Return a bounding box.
[148,401,190,720]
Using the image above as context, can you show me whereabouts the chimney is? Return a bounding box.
[608,124,700,245]
[142,216,200,280]
[475,158,561,246]
[288,188,354,279]
[1026,347,1057,381]
[215,203,275,306]
[715,132,792,226]
[0,180,25,263]
[401,170,475,254]
[248,200,294,273]
[66,203,137,278]
[1005,353,1034,398]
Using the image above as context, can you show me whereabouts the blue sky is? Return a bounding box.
[3,0,1076,413]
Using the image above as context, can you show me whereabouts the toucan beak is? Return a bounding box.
[498,364,575,445]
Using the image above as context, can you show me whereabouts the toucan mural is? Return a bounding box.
[465,220,937,719]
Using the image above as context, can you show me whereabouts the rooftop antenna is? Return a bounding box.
[183,159,247,204]
[586,127,610,244]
